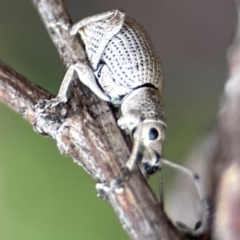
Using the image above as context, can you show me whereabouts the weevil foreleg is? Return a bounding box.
[125,136,142,171]
[122,115,144,171]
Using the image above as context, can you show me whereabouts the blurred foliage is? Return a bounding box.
[0,0,234,239]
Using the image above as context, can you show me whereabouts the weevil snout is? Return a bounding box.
[141,149,161,175]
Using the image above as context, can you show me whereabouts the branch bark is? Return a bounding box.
[0,0,190,239]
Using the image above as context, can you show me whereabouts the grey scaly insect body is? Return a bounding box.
[45,10,208,235]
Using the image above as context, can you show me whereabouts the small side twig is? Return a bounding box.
[0,60,51,123]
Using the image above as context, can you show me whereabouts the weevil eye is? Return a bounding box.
[148,128,159,140]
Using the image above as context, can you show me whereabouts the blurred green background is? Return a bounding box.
[0,0,236,239]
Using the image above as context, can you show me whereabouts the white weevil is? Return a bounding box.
[53,9,167,175]
[47,10,208,235]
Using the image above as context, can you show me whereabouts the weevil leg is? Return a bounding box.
[125,137,142,171]
[49,17,70,31]
[40,62,110,108]
[161,158,209,236]
[34,65,75,109]
[72,62,110,101]
[96,182,111,201]
[49,10,124,33]
[52,64,75,104]
[70,10,125,35]
[117,109,142,133]
[158,169,164,210]
[96,178,124,201]
[70,10,125,70]
[125,121,143,171]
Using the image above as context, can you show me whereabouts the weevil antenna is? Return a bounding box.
[161,158,209,236]
[126,122,144,171]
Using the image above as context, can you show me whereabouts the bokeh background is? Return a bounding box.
[0,0,236,239]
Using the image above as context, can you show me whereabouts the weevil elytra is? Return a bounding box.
[44,10,208,235]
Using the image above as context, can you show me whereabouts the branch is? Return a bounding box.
[0,60,50,123]
[0,0,188,239]
[213,1,240,239]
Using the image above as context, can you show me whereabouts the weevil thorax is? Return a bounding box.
[119,87,166,175]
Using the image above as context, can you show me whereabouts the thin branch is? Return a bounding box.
[0,60,50,124]
[213,1,240,239]
[0,0,189,239]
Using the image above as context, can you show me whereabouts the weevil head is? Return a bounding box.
[119,87,166,175]
[133,120,166,175]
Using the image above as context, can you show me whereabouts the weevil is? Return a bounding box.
[45,10,208,235]
[51,9,167,175]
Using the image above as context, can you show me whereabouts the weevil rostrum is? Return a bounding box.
[45,10,208,235]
